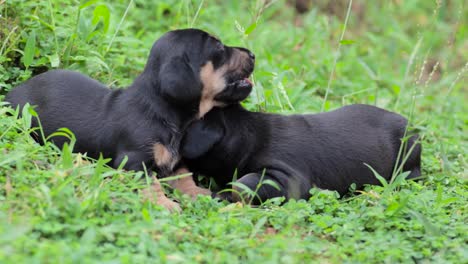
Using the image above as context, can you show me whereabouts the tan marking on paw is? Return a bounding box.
[169,167,212,200]
[141,175,181,213]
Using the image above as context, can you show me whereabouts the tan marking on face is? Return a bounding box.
[199,61,227,118]
[198,49,251,118]
[168,167,212,199]
[153,143,173,167]
[230,48,250,68]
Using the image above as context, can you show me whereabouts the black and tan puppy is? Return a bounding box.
[181,104,421,204]
[5,28,255,210]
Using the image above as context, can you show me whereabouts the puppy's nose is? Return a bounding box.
[248,51,255,60]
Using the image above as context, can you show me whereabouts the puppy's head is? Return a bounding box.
[145,28,255,118]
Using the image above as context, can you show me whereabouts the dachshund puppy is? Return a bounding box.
[181,104,421,204]
[5,28,255,210]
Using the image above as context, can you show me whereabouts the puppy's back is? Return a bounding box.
[6,70,109,109]
[265,104,421,194]
[5,70,117,151]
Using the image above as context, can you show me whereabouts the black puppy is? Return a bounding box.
[5,28,255,210]
[181,104,421,204]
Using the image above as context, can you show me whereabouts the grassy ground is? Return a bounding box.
[0,0,467,263]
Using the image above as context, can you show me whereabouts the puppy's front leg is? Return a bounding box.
[141,175,181,213]
[231,170,296,205]
[117,151,181,212]
[153,143,210,201]
[168,167,212,199]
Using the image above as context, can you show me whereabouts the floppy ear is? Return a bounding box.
[181,116,224,159]
[159,54,201,105]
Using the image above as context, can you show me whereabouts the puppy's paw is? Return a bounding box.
[157,196,182,213]
[169,167,212,200]
[141,185,181,213]
[184,186,212,200]
[141,176,182,213]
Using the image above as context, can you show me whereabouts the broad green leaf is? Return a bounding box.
[392,85,401,95]
[92,5,111,33]
[117,155,128,171]
[340,39,355,45]
[21,103,32,129]
[27,105,38,117]
[364,163,388,187]
[141,207,151,222]
[244,22,257,35]
[61,142,73,169]
[250,216,268,238]
[390,171,410,187]
[78,14,92,40]
[262,179,281,191]
[23,30,36,68]
[80,0,99,9]
[48,53,60,68]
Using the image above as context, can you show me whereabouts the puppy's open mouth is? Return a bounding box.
[227,74,253,90]
[214,72,254,104]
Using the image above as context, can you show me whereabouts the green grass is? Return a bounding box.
[0,0,467,263]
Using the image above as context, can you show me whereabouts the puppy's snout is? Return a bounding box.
[235,47,255,74]
[247,51,255,60]
[245,50,255,72]
[237,47,255,61]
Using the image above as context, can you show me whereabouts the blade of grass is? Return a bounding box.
[394,37,422,109]
[321,0,353,112]
[105,0,133,54]
[189,0,204,28]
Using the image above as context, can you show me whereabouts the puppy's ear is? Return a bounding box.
[181,116,224,159]
[159,54,201,105]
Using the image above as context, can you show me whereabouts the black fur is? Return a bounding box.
[5,28,255,177]
[181,104,421,204]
